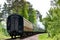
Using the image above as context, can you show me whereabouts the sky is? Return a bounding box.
[0,0,6,7]
[26,0,51,18]
[0,0,51,18]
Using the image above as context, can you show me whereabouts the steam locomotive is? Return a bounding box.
[7,14,45,38]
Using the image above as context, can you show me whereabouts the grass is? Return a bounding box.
[38,33,53,40]
[0,31,10,40]
[0,23,10,40]
[38,33,60,40]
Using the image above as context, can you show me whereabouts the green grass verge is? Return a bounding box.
[0,32,10,40]
[38,33,60,40]
[0,23,10,40]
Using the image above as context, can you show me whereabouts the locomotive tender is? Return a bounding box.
[7,14,45,38]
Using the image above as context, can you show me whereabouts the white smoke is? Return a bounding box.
[36,17,45,30]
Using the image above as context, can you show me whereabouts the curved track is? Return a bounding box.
[5,32,46,40]
[5,34,38,40]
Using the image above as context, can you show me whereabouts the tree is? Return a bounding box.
[6,0,37,24]
[43,3,60,38]
[29,9,36,24]
[7,0,29,19]
[2,3,8,19]
[36,10,42,22]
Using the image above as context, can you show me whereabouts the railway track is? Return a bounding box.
[5,32,46,40]
[5,34,39,40]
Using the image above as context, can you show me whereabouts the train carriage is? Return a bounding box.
[7,14,46,38]
[7,14,34,38]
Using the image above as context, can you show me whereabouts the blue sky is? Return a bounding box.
[0,0,51,18]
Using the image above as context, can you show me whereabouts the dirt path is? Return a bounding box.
[22,34,38,40]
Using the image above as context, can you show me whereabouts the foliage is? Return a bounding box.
[28,9,36,24]
[42,0,60,38]
[0,22,10,40]
[7,0,37,24]
[38,33,60,40]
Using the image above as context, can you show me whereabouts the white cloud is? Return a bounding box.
[26,0,51,18]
